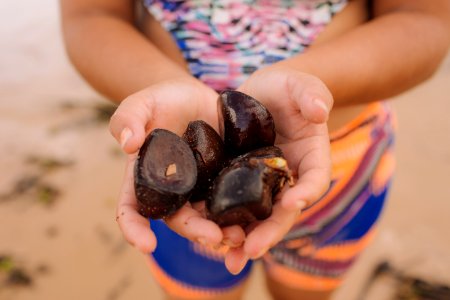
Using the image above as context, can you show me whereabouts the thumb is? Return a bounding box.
[284,71,334,124]
[239,68,333,124]
[109,94,155,154]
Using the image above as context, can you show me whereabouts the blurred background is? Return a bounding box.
[1,1,449,299]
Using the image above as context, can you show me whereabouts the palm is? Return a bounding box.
[110,78,226,254]
[136,80,220,136]
[232,67,333,261]
[266,90,330,199]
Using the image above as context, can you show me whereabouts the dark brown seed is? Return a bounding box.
[182,120,227,202]
[218,90,276,156]
[207,156,291,228]
[134,129,197,219]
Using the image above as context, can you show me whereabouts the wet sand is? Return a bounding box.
[1,1,450,299]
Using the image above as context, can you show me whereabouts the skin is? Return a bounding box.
[60,0,450,299]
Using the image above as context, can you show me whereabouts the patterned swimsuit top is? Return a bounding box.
[143,0,348,91]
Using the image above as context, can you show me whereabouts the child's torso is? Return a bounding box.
[140,0,370,131]
[142,0,348,90]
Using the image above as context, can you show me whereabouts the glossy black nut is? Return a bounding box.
[207,156,291,228]
[182,120,226,201]
[218,90,276,156]
[134,129,197,219]
[207,160,271,227]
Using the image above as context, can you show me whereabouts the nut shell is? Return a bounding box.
[134,129,197,219]
[182,120,226,201]
[218,90,275,156]
[207,156,291,227]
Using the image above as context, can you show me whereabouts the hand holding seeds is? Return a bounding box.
[109,70,333,274]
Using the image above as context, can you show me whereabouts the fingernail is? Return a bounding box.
[223,238,241,248]
[213,243,225,251]
[230,255,249,275]
[313,98,329,114]
[253,247,270,259]
[295,200,307,210]
[196,237,207,246]
[120,127,132,149]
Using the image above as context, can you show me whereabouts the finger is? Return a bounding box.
[190,200,207,216]
[282,167,330,209]
[239,69,333,124]
[224,247,249,275]
[283,71,333,124]
[222,225,246,248]
[243,202,300,259]
[282,134,332,209]
[116,202,157,253]
[109,95,155,154]
[165,203,223,247]
[116,155,157,253]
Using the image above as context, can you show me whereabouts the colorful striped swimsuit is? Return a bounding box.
[143,0,348,90]
[141,0,397,296]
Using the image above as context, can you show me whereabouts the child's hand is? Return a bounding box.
[109,78,239,253]
[224,66,333,273]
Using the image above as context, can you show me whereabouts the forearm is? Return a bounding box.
[61,10,191,103]
[277,5,450,107]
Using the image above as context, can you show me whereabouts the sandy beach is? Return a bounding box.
[1,1,450,299]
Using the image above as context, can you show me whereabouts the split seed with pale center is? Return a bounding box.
[166,163,177,177]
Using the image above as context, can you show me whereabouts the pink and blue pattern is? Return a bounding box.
[143,0,348,91]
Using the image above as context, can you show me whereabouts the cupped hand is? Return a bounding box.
[108,69,333,275]
[224,66,334,273]
[109,77,243,254]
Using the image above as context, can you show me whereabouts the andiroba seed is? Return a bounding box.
[134,129,197,219]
